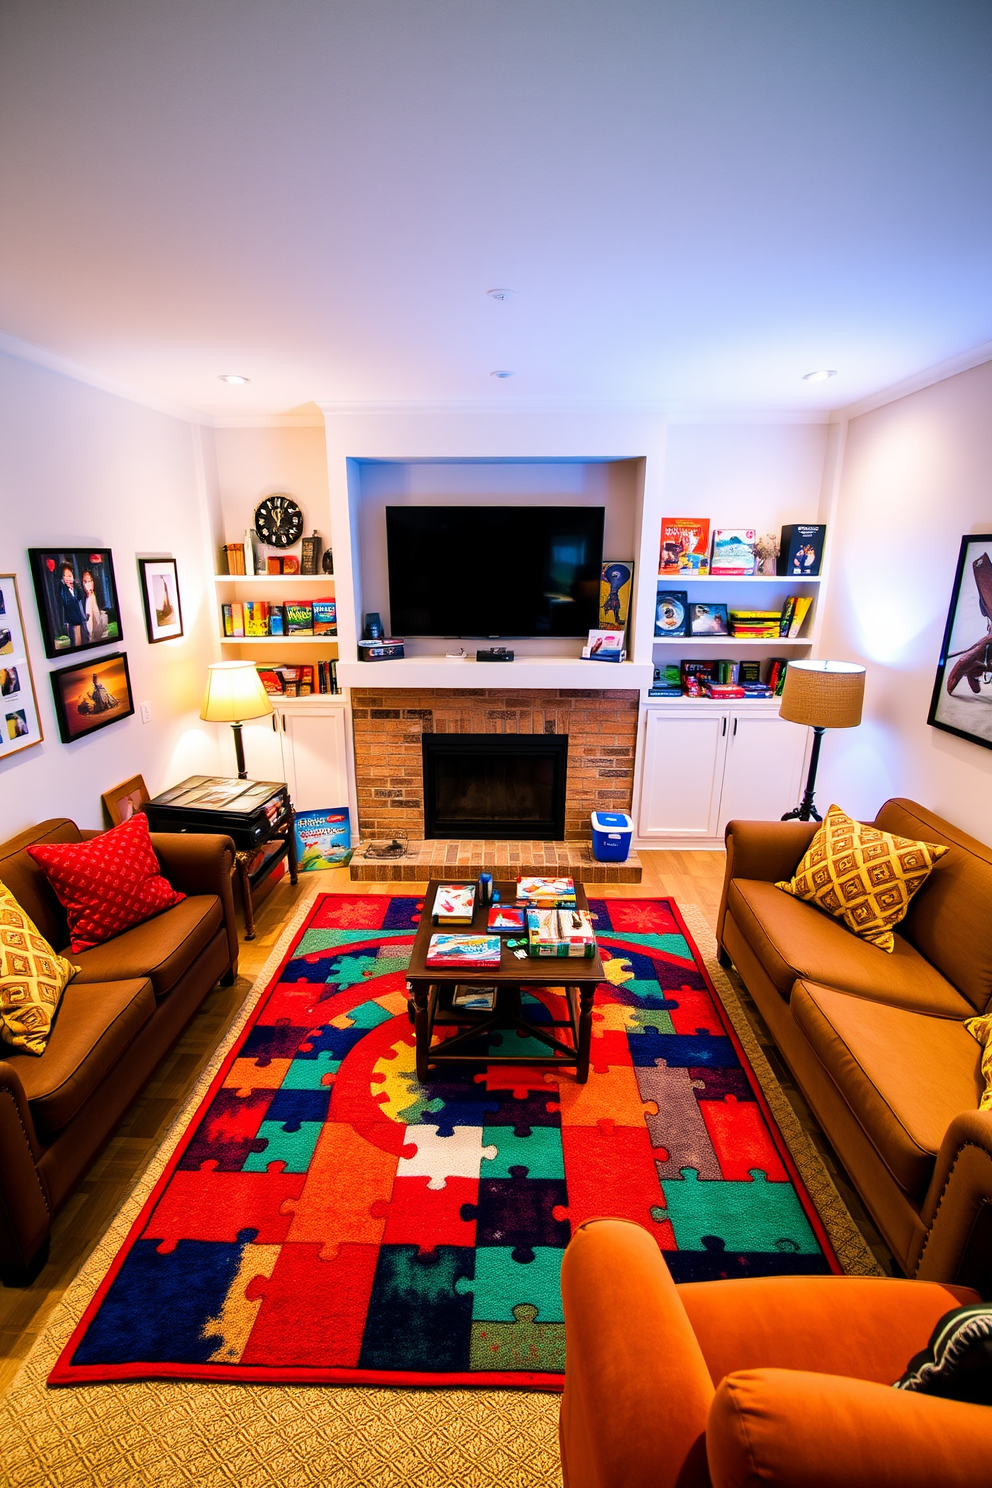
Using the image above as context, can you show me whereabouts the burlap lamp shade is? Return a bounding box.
[780,660,865,729]
[779,659,866,821]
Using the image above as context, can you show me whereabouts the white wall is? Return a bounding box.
[0,351,220,838]
[817,359,992,842]
[662,421,830,532]
[211,425,331,565]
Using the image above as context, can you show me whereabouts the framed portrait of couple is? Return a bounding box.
[29,548,122,658]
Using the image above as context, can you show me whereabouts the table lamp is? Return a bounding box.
[200,661,274,779]
[779,659,866,822]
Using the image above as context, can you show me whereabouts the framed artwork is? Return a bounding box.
[599,561,634,629]
[102,773,150,826]
[51,651,134,743]
[928,534,992,751]
[655,589,689,638]
[689,601,729,636]
[29,548,122,658]
[138,557,184,643]
[0,574,44,758]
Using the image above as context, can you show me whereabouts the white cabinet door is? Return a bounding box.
[719,713,807,830]
[638,710,729,838]
[282,708,349,812]
[238,714,286,785]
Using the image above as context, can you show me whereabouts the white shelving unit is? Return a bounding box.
[212,571,340,700]
[653,636,811,647]
[214,574,335,585]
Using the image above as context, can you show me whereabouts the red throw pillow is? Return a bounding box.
[27,812,185,953]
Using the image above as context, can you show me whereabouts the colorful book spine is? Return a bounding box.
[230,601,245,638]
[285,601,314,636]
[788,595,813,638]
[312,598,337,635]
[221,604,234,637]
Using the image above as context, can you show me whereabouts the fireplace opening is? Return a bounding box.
[422,734,568,840]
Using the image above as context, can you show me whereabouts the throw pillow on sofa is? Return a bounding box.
[966,1013,992,1112]
[894,1301,992,1405]
[0,879,79,1054]
[27,812,185,954]
[776,803,947,953]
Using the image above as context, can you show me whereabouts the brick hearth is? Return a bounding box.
[349,836,642,883]
[349,686,641,881]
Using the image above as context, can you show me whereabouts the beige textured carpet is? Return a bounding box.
[0,895,879,1488]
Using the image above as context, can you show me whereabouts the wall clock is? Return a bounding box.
[254,493,304,548]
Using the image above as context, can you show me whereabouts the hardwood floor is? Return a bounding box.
[1,848,889,1393]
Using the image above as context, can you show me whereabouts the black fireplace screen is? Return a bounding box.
[422,734,568,840]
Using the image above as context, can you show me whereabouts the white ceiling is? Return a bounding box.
[1,0,990,419]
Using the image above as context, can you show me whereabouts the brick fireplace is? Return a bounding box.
[351,687,639,842]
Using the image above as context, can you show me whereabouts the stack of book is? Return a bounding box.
[256,661,338,696]
[779,596,812,637]
[432,884,476,925]
[729,609,782,638]
[516,876,577,908]
[526,908,596,958]
[425,934,502,969]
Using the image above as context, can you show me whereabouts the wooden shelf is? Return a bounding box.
[652,636,812,647]
[214,574,334,584]
[656,574,822,584]
[220,636,338,645]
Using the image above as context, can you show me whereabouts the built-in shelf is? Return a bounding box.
[220,636,338,645]
[337,656,656,690]
[214,574,334,584]
[652,636,812,647]
[656,574,821,584]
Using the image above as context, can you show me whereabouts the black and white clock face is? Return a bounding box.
[254,494,303,548]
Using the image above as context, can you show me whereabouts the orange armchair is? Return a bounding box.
[560,1219,992,1488]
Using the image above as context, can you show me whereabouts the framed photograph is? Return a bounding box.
[51,651,134,743]
[102,773,150,826]
[928,534,992,751]
[0,574,44,759]
[29,548,122,658]
[689,601,729,636]
[655,589,689,638]
[138,557,184,643]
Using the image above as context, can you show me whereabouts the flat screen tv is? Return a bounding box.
[385,506,605,638]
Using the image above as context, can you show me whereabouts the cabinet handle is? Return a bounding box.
[733,717,738,735]
[722,717,727,736]
[282,714,287,731]
[271,715,277,732]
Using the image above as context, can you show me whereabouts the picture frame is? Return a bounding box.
[138,557,184,643]
[29,548,122,658]
[599,560,634,629]
[102,773,150,826]
[689,601,729,636]
[51,651,135,743]
[655,588,689,638]
[0,573,44,759]
[928,534,992,752]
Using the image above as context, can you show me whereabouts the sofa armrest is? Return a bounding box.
[914,1110,992,1294]
[717,820,820,953]
[0,1061,50,1279]
[560,1219,714,1488]
[707,1368,992,1488]
[150,832,239,977]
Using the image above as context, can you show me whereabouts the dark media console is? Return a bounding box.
[476,647,514,662]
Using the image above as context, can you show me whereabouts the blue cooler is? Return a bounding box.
[591,810,633,863]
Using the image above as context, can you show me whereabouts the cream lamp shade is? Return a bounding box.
[200,661,273,779]
[779,659,865,729]
[200,661,274,724]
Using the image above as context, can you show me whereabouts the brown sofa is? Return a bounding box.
[0,817,239,1283]
[717,798,992,1294]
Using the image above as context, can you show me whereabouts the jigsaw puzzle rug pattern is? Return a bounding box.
[51,894,837,1389]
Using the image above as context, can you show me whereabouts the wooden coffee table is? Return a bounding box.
[407,880,604,1084]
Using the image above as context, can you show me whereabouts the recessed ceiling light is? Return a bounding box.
[490,369,514,378]
[486,288,513,301]
[802,369,838,383]
[218,374,251,385]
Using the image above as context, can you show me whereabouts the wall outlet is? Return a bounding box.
[140,701,152,724]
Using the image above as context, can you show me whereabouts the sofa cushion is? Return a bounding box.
[13,977,155,1139]
[726,879,972,1016]
[875,799,992,1014]
[0,879,79,1054]
[776,804,947,953]
[28,813,186,953]
[70,894,223,999]
[791,981,985,1198]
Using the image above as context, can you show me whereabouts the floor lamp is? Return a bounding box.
[779,659,866,822]
[200,661,274,779]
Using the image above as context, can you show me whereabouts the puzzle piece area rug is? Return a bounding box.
[49,894,839,1392]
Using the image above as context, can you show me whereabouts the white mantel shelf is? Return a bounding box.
[337,657,655,690]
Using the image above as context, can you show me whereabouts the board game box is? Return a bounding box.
[425,934,502,969]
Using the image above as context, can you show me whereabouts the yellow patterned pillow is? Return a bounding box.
[0,879,79,1055]
[776,803,947,953]
[966,1014,992,1112]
